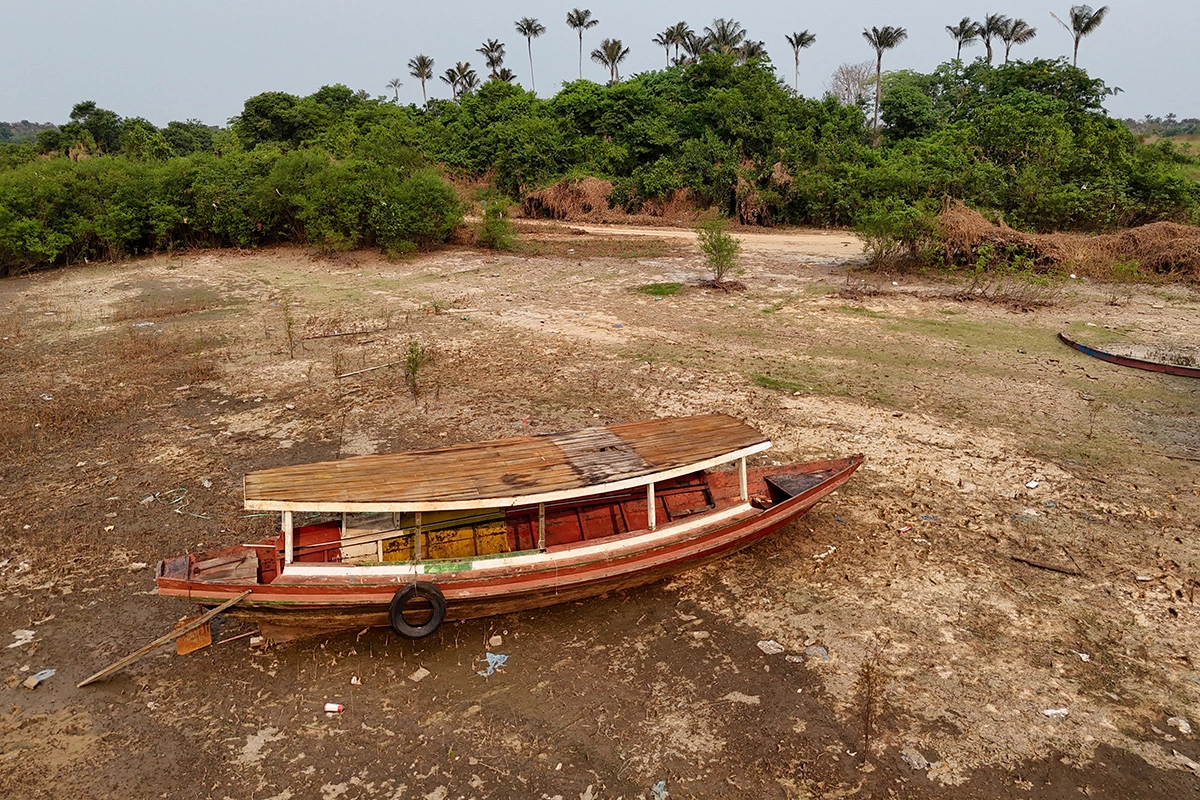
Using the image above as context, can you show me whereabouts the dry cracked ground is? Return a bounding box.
[1,224,1199,799]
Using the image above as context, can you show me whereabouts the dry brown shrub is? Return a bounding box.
[769,162,793,189]
[937,200,1200,280]
[521,177,616,221]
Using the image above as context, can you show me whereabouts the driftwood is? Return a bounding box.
[77,590,251,687]
[1010,555,1083,577]
[335,361,399,379]
[303,327,387,341]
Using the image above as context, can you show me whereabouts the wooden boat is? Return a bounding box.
[1058,332,1200,379]
[156,415,863,641]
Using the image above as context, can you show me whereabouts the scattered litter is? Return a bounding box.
[1021,508,1039,517]
[1075,652,1091,663]
[1026,480,1040,489]
[201,478,213,489]
[408,667,431,683]
[22,669,56,689]
[898,525,912,533]
[133,321,155,328]
[249,636,266,647]
[1135,575,1154,582]
[350,676,361,686]
[1043,708,1069,718]
[813,545,836,561]
[891,281,898,286]
[900,747,929,770]
[920,515,939,521]
[805,645,831,662]
[488,634,503,648]
[913,537,931,545]
[477,652,508,677]
[612,323,623,329]
[126,562,148,572]
[104,525,115,533]
[1168,716,1193,735]
[757,640,785,655]
[785,655,804,663]
[650,780,669,800]
[8,630,35,649]
[324,702,344,713]
[1045,500,1058,508]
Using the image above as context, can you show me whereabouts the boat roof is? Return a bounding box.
[243,414,771,513]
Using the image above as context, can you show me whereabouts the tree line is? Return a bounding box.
[1,5,1196,277]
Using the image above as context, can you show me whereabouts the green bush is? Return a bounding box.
[696,215,742,283]
[853,198,938,267]
[476,197,516,250]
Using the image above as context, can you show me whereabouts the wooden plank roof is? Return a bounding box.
[243,414,771,513]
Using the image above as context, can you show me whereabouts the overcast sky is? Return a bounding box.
[1,2,1190,127]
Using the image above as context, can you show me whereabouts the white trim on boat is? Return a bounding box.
[246,441,772,513]
[276,502,755,580]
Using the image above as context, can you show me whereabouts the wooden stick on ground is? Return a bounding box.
[77,590,251,687]
[303,327,387,341]
[1010,555,1083,577]
[335,361,399,380]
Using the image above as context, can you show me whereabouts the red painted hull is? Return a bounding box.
[157,456,862,638]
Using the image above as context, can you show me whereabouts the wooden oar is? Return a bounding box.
[77,590,251,687]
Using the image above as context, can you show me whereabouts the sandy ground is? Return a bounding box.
[1,226,1199,799]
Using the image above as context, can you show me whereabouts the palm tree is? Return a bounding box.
[667,21,692,65]
[440,62,478,100]
[979,14,1009,64]
[515,17,546,93]
[653,29,673,67]
[477,39,506,79]
[1052,4,1110,66]
[590,38,630,83]
[386,77,403,102]
[945,17,980,60]
[1000,18,1037,63]
[739,40,767,64]
[408,55,434,104]
[704,18,747,55]
[440,68,460,99]
[680,30,706,64]
[784,31,816,93]
[459,70,481,96]
[862,25,908,130]
[496,68,517,83]
[566,8,599,80]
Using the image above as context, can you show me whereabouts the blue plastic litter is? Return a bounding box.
[651,780,669,799]
[31,668,55,682]
[805,645,831,662]
[477,652,508,677]
[921,515,940,521]
[1045,500,1058,508]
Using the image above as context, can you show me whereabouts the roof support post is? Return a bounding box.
[413,511,422,561]
[283,511,294,564]
[647,482,656,531]
[537,503,546,550]
[738,457,748,502]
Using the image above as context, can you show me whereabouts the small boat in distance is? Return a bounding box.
[1058,332,1200,379]
[156,415,863,641]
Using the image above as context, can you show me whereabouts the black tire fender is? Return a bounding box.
[389,581,446,639]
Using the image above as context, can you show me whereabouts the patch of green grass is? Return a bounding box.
[636,282,683,297]
[835,305,887,319]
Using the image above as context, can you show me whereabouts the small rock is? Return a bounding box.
[126,562,148,572]
[1043,708,1069,718]
[757,639,785,655]
[900,747,929,770]
[409,667,431,683]
[488,635,503,648]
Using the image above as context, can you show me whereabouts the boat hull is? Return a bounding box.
[157,456,863,640]
[1058,332,1200,379]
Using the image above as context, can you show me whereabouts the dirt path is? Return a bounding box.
[2,231,1199,799]
[524,220,865,258]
